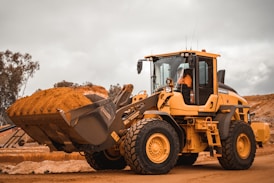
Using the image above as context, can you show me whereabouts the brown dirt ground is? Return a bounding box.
[0,143,273,175]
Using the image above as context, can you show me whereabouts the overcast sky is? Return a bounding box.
[0,0,273,96]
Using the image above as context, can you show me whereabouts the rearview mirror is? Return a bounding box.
[217,70,226,84]
[137,60,143,74]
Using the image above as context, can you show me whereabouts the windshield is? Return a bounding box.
[151,56,189,92]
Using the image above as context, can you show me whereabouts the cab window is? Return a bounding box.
[198,57,213,105]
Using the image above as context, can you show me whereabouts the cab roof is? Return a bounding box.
[145,49,220,59]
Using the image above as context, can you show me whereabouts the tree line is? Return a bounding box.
[0,50,122,125]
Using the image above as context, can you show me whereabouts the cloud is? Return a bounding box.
[0,0,273,96]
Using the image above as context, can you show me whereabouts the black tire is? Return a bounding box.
[124,118,180,175]
[84,150,126,170]
[176,153,198,166]
[218,121,256,170]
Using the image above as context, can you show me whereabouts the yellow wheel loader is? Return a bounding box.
[7,50,270,174]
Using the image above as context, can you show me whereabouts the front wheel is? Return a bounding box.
[218,121,256,170]
[124,118,180,175]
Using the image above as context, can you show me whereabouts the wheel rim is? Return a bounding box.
[146,133,170,164]
[236,133,251,159]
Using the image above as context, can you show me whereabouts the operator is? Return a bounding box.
[177,69,193,104]
[177,69,192,88]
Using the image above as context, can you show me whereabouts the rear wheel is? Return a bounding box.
[218,121,256,170]
[84,149,126,170]
[124,118,180,174]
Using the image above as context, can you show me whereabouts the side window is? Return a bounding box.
[198,57,213,88]
[160,63,170,86]
[199,61,208,86]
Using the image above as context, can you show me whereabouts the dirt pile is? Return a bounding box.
[0,146,84,163]
[0,160,92,174]
[244,94,274,143]
[7,85,108,117]
[244,94,274,126]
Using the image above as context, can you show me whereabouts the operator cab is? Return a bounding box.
[137,50,219,106]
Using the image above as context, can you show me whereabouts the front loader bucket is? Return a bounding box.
[7,87,118,152]
[8,98,117,152]
[67,98,116,146]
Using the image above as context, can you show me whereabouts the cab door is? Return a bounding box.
[193,56,214,106]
